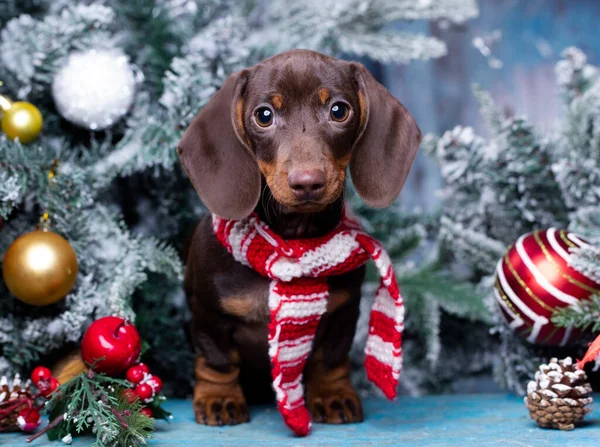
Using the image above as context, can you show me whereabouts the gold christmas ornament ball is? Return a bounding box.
[2,230,78,306]
[1,101,43,143]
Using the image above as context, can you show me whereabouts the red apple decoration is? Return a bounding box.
[17,408,41,432]
[81,316,141,376]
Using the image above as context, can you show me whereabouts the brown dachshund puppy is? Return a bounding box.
[178,49,420,426]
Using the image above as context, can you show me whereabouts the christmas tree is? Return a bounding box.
[0,0,482,399]
[425,47,600,394]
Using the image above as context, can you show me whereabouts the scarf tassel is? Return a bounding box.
[214,212,404,436]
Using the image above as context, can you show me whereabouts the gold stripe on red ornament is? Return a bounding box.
[540,326,561,345]
[516,233,577,306]
[559,231,577,248]
[521,231,591,304]
[494,278,529,339]
[494,228,600,346]
[534,230,600,294]
[495,257,549,341]
[502,251,553,312]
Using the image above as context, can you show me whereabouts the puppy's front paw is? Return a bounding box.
[307,383,364,424]
[193,393,250,426]
[193,356,250,426]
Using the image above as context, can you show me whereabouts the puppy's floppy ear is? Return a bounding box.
[349,62,421,208]
[177,70,260,219]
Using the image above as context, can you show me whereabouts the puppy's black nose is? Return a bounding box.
[288,170,326,200]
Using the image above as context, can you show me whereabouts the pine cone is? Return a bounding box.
[0,374,32,432]
[524,357,593,430]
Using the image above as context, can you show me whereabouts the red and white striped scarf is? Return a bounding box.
[212,209,404,436]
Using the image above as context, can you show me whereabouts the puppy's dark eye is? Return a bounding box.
[330,102,349,122]
[255,107,274,127]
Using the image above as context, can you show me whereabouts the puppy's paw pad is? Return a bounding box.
[308,389,364,424]
[194,396,250,426]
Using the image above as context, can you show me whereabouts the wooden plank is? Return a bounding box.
[2,394,599,446]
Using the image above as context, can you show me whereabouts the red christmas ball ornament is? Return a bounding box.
[39,377,60,398]
[494,228,600,346]
[17,408,41,432]
[134,383,154,402]
[140,407,154,418]
[126,363,149,384]
[81,316,141,375]
[30,366,52,385]
[122,389,138,404]
[145,375,163,394]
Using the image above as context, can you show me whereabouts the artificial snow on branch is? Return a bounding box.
[1,0,482,398]
[552,294,600,333]
[429,47,600,393]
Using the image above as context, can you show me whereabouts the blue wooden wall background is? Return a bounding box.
[387,0,600,213]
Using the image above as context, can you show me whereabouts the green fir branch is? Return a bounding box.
[0,4,120,97]
[569,207,600,243]
[439,217,506,274]
[44,371,154,447]
[552,294,600,333]
[472,85,505,136]
[110,0,183,96]
[1,0,487,397]
[401,266,493,324]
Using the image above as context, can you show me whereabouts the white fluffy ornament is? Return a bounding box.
[52,49,136,130]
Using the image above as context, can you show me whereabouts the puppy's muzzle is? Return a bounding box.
[288,170,326,201]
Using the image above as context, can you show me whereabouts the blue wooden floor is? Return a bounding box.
[3,394,599,446]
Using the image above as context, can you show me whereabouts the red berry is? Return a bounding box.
[17,408,41,432]
[126,363,149,384]
[139,407,154,418]
[134,383,154,401]
[145,375,163,394]
[126,367,144,384]
[39,377,60,398]
[30,366,52,384]
[81,316,141,376]
[122,389,138,404]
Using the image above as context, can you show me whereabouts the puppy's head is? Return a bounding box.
[178,49,421,219]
